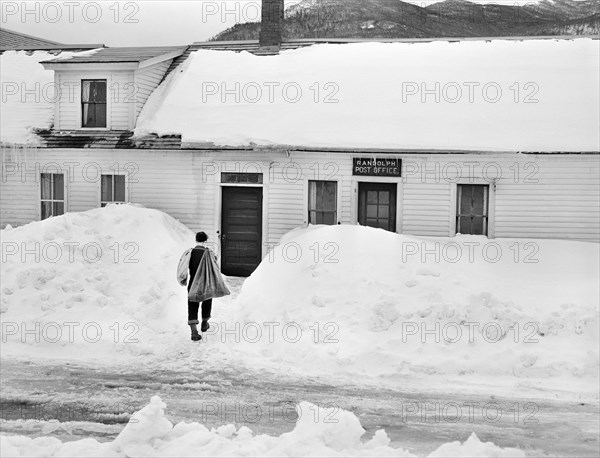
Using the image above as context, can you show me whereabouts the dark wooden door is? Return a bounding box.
[358,183,397,232]
[221,187,263,277]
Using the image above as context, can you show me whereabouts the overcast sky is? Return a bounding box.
[2,0,548,47]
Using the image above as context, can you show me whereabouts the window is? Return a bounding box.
[101,174,126,207]
[221,173,263,184]
[308,181,337,225]
[456,184,489,236]
[81,79,107,128]
[40,173,65,220]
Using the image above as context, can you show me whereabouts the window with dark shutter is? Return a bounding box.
[308,181,337,225]
[456,184,489,236]
[40,173,65,219]
[81,80,107,128]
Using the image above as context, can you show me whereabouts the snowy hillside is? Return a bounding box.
[212,0,600,40]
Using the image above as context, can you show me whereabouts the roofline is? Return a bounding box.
[176,143,600,155]
[138,48,187,69]
[0,27,61,45]
[42,62,139,71]
[194,35,600,47]
[0,44,105,51]
[42,46,186,67]
[3,140,598,154]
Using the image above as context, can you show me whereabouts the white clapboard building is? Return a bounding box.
[1,0,599,275]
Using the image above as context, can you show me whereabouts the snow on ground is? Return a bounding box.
[0,396,525,457]
[1,205,598,399]
[1,206,599,391]
[1,205,597,454]
[0,50,99,145]
[135,39,600,152]
[0,204,192,360]
[231,224,600,395]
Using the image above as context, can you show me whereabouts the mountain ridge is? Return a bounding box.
[211,0,600,41]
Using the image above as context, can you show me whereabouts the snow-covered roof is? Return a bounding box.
[42,46,186,66]
[0,28,60,49]
[135,38,600,152]
[0,49,101,145]
[0,27,103,51]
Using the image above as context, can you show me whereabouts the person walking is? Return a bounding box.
[177,232,230,341]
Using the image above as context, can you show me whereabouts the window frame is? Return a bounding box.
[308,180,338,225]
[358,182,397,232]
[81,79,108,129]
[100,173,128,207]
[455,184,490,236]
[39,172,66,220]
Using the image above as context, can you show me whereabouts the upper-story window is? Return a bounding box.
[81,79,107,128]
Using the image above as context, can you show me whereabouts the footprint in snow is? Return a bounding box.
[417,268,441,277]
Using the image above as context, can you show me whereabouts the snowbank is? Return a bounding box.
[0,396,525,457]
[135,39,600,151]
[1,206,598,395]
[0,204,194,361]
[0,50,99,145]
[231,225,599,393]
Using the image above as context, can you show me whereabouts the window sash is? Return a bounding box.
[308,181,337,225]
[101,174,127,207]
[40,173,65,219]
[82,80,107,128]
[456,185,489,236]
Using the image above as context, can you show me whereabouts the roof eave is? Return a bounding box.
[41,61,139,71]
[40,48,186,69]
[0,44,105,51]
[137,48,187,69]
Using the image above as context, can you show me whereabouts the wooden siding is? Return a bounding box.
[493,156,600,240]
[400,154,600,241]
[134,61,172,121]
[0,148,199,229]
[54,61,172,131]
[1,149,598,249]
[55,71,134,130]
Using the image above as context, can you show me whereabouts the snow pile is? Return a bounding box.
[1,206,598,394]
[135,39,600,151]
[0,204,194,361]
[0,50,99,145]
[232,225,599,391]
[0,396,525,457]
[427,432,524,458]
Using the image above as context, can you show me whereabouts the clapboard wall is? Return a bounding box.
[1,148,598,248]
[53,60,173,131]
[134,61,172,121]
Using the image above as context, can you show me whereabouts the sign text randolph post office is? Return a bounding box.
[353,158,402,177]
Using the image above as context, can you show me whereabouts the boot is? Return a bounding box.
[201,320,210,332]
[191,331,201,341]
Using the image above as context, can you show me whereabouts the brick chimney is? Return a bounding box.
[259,0,284,52]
